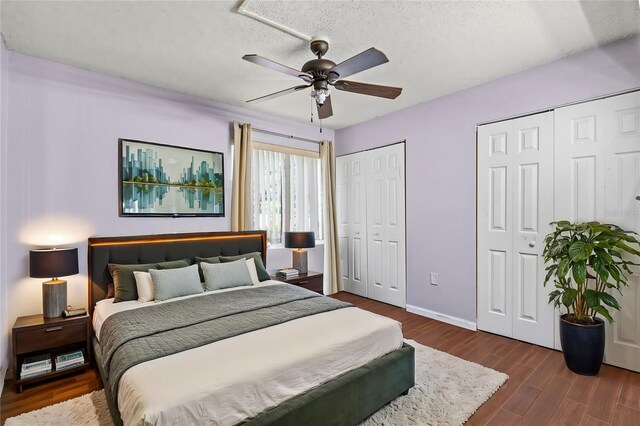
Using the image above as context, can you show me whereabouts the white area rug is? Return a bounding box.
[5,340,507,426]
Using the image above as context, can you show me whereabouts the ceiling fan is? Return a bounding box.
[242,38,402,119]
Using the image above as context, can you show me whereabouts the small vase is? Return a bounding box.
[559,314,605,375]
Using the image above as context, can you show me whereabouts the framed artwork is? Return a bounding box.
[118,139,225,217]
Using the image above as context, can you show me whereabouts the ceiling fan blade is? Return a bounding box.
[243,54,313,82]
[317,96,333,119]
[334,80,402,99]
[246,84,311,104]
[328,48,389,80]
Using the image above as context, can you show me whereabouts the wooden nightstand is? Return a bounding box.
[272,271,324,294]
[12,314,91,393]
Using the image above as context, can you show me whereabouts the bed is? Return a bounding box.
[88,231,414,425]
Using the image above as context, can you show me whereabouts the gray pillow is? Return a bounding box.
[157,258,192,269]
[219,252,270,281]
[149,264,204,302]
[108,262,159,303]
[195,256,221,282]
[202,259,253,291]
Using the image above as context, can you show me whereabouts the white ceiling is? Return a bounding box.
[1,1,638,130]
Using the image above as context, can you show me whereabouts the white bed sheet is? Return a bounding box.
[93,282,403,426]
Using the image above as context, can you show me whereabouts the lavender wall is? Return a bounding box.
[0,39,8,393]
[335,35,640,323]
[0,49,332,374]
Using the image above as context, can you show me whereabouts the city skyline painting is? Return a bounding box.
[119,139,225,217]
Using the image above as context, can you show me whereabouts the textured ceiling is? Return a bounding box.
[1,1,638,130]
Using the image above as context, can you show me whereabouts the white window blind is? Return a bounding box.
[251,146,323,245]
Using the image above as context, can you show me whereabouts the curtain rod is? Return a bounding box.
[247,126,322,144]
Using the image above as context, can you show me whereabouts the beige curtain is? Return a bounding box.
[231,122,253,231]
[320,140,343,294]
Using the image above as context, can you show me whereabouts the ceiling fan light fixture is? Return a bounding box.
[311,88,330,106]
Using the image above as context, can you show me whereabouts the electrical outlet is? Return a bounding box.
[430,272,439,286]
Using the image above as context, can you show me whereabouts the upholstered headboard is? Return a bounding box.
[87,231,267,313]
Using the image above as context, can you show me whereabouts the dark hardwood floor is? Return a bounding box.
[2,292,639,425]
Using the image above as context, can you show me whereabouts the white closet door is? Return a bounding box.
[477,120,514,338]
[366,144,406,307]
[555,91,640,372]
[477,112,555,347]
[336,153,368,296]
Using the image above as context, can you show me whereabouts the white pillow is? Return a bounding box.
[246,257,260,285]
[133,271,154,302]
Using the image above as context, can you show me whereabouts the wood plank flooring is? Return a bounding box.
[2,292,639,425]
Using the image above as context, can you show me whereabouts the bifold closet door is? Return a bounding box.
[477,112,555,348]
[337,144,406,307]
[366,144,406,308]
[555,91,640,372]
[337,153,368,297]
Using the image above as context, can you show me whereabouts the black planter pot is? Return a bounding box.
[559,314,605,376]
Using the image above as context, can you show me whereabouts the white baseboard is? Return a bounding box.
[406,304,477,331]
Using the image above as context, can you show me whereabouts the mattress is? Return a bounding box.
[92,281,403,426]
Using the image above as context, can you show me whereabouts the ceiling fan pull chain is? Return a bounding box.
[310,97,314,123]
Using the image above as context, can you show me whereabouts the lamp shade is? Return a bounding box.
[284,232,315,249]
[29,248,79,279]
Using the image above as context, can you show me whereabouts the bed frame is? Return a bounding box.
[88,230,414,425]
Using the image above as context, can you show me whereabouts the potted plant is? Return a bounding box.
[543,221,640,375]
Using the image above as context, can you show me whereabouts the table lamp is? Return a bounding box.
[284,232,315,274]
[29,248,79,318]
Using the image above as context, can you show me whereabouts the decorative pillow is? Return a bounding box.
[202,259,253,291]
[156,259,192,269]
[106,283,115,299]
[149,264,203,302]
[245,258,260,286]
[219,252,270,281]
[108,262,159,303]
[133,271,155,302]
[195,256,221,282]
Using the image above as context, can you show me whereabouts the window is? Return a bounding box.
[251,143,323,246]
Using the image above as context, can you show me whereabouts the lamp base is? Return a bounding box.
[43,279,67,318]
[292,249,308,274]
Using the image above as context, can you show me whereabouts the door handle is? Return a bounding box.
[529,241,536,248]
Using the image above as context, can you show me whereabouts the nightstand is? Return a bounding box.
[12,314,91,393]
[271,271,324,294]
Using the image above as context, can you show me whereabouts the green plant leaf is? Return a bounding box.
[616,241,640,257]
[583,289,600,309]
[599,292,621,310]
[594,247,613,263]
[608,264,621,284]
[592,258,610,283]
[557,259,570,278]
[562,288,577,308]
[569,241,593,261]
[572,261,587,285]
[593,306,614,324]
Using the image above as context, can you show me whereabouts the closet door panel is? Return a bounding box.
[478,112,554,347]
[366,144,406,307]
[555,91,640,371]
[511,113,555,347]
[478,123,514,338]
[603,92,640,372]
[337,158,350,285]
[336,154,367,296]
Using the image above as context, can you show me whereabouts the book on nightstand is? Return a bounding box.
[21,353,52,379]
[55,350,85,370]
[276,268,299,279]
